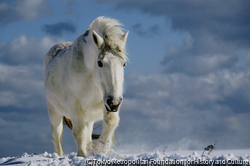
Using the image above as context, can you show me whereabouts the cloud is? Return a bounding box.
[0,35,62,156]
[0,64,50,156]
[1,0,249,157]
[124,70,250,114]
[42,21,77,36]
[99,0,250,77]
[0,0,50,24]
[63,0,75,6]
[0,119,52,157]
[160,35,238,76]
[0,64,44,107]
[132,23,161,37]
[0,35,61,118]
[111,0,250,46]
[117,69,250,151]
[0,35,62,66]
[110,0,250,146]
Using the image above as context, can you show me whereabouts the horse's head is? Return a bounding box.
[92,30,129,112]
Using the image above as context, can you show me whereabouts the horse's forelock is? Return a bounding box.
[89,16,128,61]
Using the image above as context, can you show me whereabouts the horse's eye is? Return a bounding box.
[98,61,103,67]
[123,62,126,67]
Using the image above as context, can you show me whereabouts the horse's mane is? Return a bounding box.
[89,16,128,60]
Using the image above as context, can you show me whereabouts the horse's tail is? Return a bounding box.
[44,42,73,70]
[63,116,73,130]
[63,116,100,140]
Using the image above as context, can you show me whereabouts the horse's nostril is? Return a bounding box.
[106,96,113,106]
[105,96,122,112]
[106,96,122,108]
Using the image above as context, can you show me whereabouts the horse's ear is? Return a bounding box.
[120,31,129,43]
[92,30,104,49]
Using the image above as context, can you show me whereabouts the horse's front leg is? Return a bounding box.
[92,111,120,155]
[73,119,93,157]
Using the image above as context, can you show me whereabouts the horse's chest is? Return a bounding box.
[72,85,104,120]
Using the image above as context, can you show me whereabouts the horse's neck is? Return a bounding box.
[70,34,96,74]
[72,35,84,59]
[69,34,102,95]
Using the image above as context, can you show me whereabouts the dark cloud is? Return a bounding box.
[99,0,250,76]
[160,35,239,76]
[63,0,75,6]
[42,21,76,36]
[112,0,250,46]
[0,116,52,157]
[0,0,50,24]
[132,23,161,37]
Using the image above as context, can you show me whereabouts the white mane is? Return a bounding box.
[89,16,128,60]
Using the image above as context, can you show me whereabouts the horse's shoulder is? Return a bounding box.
[48,42,73,58]
[44,42,73,69]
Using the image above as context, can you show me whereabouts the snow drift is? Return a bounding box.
[0,149,249,166]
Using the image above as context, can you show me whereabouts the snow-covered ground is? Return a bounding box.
[0,149,249,166]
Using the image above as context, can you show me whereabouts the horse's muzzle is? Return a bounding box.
[105,96,122,112]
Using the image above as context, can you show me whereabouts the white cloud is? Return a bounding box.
[0,64,44,108]
[0,35,61,66]
[0,35,62,108]
[0,91,20,107]
[0,0,50,24]
[17,0,49,20]
[247,51,250,65]
[119,68,250,150]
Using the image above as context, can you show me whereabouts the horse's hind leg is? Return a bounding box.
[48,102,64,156]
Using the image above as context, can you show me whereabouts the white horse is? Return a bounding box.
[44,16,128,157]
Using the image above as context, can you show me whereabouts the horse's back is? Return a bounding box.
[44,42,73,115]
[44,42,73,70]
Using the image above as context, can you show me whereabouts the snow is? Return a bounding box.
[0,149,249,166]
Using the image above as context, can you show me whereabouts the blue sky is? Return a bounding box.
[0,0,250,157]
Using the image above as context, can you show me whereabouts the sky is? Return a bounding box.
[0,0,250,157]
